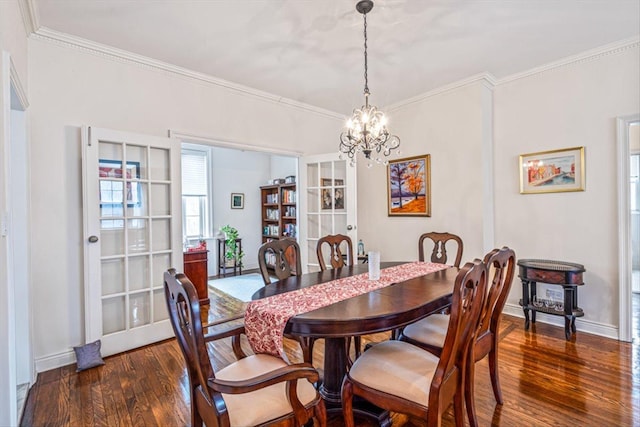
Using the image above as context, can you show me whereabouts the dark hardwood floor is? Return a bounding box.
[21,286,638,426]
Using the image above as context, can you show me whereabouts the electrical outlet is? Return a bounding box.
[546,289,563,301]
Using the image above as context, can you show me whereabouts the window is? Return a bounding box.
[182,147,211,239]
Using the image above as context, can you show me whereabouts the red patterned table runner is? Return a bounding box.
[244,262,449,360]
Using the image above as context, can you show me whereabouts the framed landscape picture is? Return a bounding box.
[519,146,585,194]
[387,154,431,216]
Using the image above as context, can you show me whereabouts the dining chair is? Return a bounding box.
[418,232,464,267]
[315,234,361,361]
[257,238,313,363]
[341,259,487,427]
[316,234,354,270]
[258,238,302,285]
[398,247,516,427]
[164,269,327,427]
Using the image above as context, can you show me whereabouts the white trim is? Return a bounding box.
[386,73,497,112]
[31,27,343,120]
[481,83,495,254]
[498,37,640,85]
[169,130,303,157]
[503,303,618,340]
[17,0,39,35]
[9,58,28,110]
[0,50,17,427]
[386,38,639,111]
[617,114,639,343]
[34,349,76,373]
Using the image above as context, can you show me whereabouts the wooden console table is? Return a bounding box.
[518,259,585,340]
[183,250,210,306]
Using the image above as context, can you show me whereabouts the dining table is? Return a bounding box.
[249,261,459,424]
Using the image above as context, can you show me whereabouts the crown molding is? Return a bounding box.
[32,27,344,121]
[385,73,497,112]
[385,37,639,112]
[498,36,640,85]
[17,0,39,35]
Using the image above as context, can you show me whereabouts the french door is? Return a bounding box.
[299,153,357,272]
[82,127,182,356]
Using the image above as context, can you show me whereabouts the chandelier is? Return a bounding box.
[339,0,400,167]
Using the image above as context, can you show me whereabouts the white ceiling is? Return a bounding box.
[31,0,640,114]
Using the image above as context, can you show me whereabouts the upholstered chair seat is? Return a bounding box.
[216,354,319,426]
[347,340,439,405]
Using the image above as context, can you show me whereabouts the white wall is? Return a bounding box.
[494,46,640,333]
[208,146,271,273]
[357,81,490,264]
[27,37,340,370]
[0,0,28,88]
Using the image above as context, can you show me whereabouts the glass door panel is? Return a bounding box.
[84,127,181,356]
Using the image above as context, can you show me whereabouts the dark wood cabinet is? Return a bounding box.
[183,250,209,305]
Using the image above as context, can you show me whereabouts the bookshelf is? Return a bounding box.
[260,183,297,243]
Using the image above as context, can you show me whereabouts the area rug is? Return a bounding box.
[209,273,265,302]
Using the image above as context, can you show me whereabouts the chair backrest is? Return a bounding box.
[418,232,463,267]
[429,259,487,415]
[164,269,217,411]
[477,247,516,343]
[257,238,302,285]
[316,234,354,270]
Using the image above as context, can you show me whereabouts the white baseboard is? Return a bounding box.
[503,303,619,340]
[35,349,75,373]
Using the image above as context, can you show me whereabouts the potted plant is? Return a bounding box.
[220,225,244,267]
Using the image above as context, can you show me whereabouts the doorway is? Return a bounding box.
[618,115,640,343]
[0,52,32,427]
[630,126,639,342]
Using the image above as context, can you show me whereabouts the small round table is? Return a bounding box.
[517,259,585,340]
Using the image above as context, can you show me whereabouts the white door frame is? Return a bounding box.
[0,51,31,427]
[617,114,639,342]
[298,152,358,273]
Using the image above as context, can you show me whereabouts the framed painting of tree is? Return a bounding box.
[387,154,431,216]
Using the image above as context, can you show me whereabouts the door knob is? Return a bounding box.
[88,235,99,243]
[346,225,355,230]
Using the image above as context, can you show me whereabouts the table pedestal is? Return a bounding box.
[319,337,390,427]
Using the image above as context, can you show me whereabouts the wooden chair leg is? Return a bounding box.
[313,399,327,426]
[453,381,465,427]
[489,346,504,404]
[300,337,316,364]
[353,336,361,359]
[341,379,356,427]
[465,360,479,427]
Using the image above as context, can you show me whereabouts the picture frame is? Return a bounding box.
[519,146,585,194]
[321,178,345,210]
[387,154,431,217]
[231,193,244,209]
[99,159,141,207]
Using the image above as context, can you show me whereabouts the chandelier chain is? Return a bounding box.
[363,12,369,95]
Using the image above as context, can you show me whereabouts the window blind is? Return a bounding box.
[181,150,208,196]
